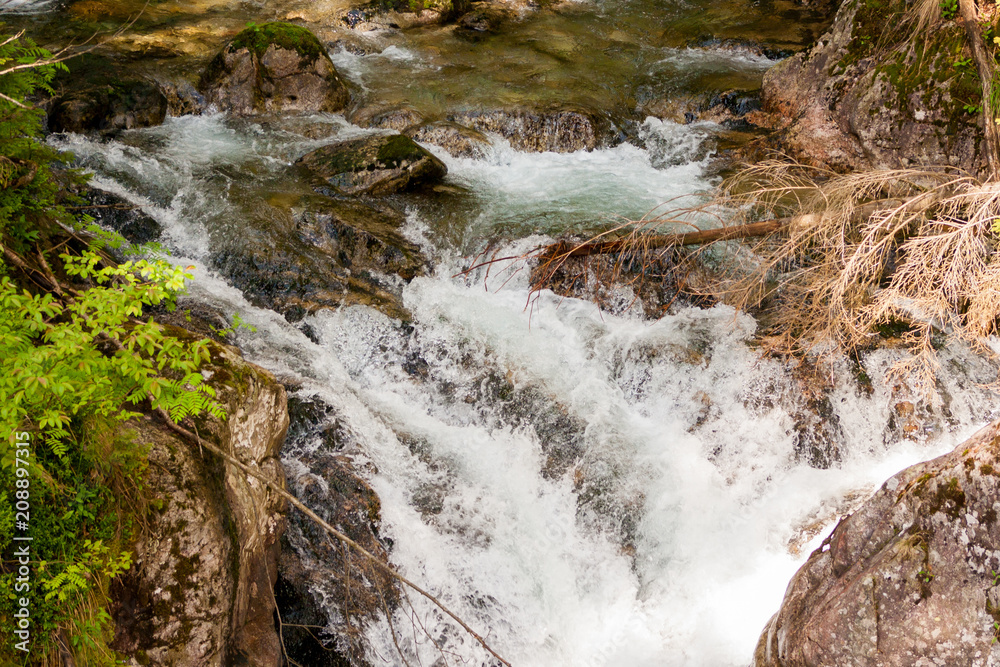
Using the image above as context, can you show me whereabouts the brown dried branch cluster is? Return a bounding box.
[707,160,1000,387]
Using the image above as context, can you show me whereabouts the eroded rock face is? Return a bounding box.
[111,339,289,667]
[755,420,1000,667]
[450,107,610,152]
[199,22,350,115]
[297,133,448,196]
[211,196,427,320]
[759,0,986,172]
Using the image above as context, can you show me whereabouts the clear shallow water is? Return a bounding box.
[53,110,1000,666]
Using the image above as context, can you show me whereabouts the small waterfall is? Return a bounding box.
[50,76,1000,667]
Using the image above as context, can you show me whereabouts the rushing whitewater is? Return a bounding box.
[51,82,1000,666]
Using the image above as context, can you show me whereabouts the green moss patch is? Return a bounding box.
[229,22,325,62]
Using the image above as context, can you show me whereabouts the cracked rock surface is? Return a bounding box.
[755,420,1000,667]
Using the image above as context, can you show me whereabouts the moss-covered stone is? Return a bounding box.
[297,132,448,196]
[760,0,987,172]
[199,23,350,116]
[228,22,324,63]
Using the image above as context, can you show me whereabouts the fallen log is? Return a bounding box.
[542,218,788,259]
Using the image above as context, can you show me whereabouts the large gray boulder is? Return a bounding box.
[199,22,350,115]
[755,420,1000,667]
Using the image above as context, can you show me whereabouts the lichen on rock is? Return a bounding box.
[758,0,987,172]
[755,420,1000,667]
[110,337,290,667]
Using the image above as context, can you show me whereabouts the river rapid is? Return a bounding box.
[14,0,1000,663]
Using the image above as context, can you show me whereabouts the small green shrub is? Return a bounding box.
[0,30,224,666]
[940,0,958,21]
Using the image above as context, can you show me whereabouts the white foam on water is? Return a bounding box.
[658,46,781,72]
[47,112,366,256]
[428,125,714,241]
[0,0,55,13]
[279,249,997,666]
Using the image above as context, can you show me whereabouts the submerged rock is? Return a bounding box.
[755,420,1000,667]
[199,22,350,116]
[211,196,427,320]
[297,132,448,196]
[110,338,289,667]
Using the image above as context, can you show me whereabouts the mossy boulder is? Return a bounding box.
[758,0,986,172]
[297,133,448,197]
[199,22,350,116]
[755,420,1000,666]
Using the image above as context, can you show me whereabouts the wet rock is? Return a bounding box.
[77,187,162,245]
[754,420,1000,667]
[450,107,610,153]
[297,133,448,196]
[788,360,842,469]
[686,35,793,61]
[157,79,208,117]
[110,339,289,667]
[48,56,168,134]
[756,0,986,172]
[352,0,471,28]
[404,120,491,158]
[277,394,398,664]
[349,103,424,132]
[211,196,427,320]
[199,22,350,116]
[693,89,768,131]
[706,89,762,119]
[457,2,514,34]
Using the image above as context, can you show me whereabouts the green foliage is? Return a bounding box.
[953,56,973,70]
[0,28,225,666]
[0,31,75,246]
[0,253,221,464]
[940,0,958,21]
